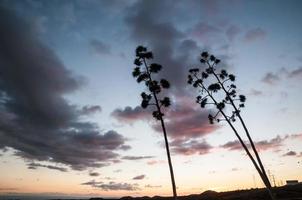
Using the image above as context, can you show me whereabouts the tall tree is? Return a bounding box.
[132,46,177,200]
[187,52,275,200]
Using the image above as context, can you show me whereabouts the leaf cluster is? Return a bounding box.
[132,46,172,120]
[188,51,247,124]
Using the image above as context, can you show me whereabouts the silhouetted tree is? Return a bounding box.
[187,52,276,200]
[132,46,177,200]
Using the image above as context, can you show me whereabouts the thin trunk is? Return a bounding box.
[159,115,178,199]
[211,70,276,200]
[143,58,177,200]
[152,89,177,200]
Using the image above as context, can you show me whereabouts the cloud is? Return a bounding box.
[146,160,166,165]
[282,151,297,157]
[287,67,302,79]
[261,72,280,85]
[226,25,241,41]
[132,175,146,180]
[89,172,100,177]
[111,106,149,123]
[112,98,219,156]
[0,188,18,191]
[145,184,162,188]
[262,67,302,86]
[27,162,68,172]
[90,39,111,55]
[125,0,203,93]
[244,28,266,42]
[81,180,140,191]
[0,7,128,170]
[191,22,220,42]
[81,180,103,186]
[122,156,154,160]
[170,139,213,155]
[285,133,302,140]
[231,168,239,171]
[221,135,283,152]
[152,103,219,140]
[249,89,264,96]
[80,105,102,115]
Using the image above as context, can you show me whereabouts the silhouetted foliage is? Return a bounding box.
[132,46,177,200]
[188,52,276,200]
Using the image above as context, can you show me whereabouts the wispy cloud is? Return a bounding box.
[122,156,154,160]
[89,172,100,177]
[81,180,140,191]
[132,175,146,180]
[27,163,68,172]
[282,151,297,157]
[90,39,111,55]
[244,28,266,42]
[221,135,283,152]
[261,72,280,85]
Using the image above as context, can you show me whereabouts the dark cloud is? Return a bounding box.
[81,180,140,191]
[80,105,102,115]
[89,172,100,177]
[90,39,111,55]
[125,0,202,93]
[0,7,128,170]
[122,156,154,160]
[244,28,266,42]
[27,162,68,172]
[221,135,283,152]
[282,151,297,157]
[132,174,146,180]
[261,72,280,85]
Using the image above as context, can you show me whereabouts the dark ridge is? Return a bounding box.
[86,184,302,200]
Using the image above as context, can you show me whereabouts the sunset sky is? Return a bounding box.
[0,0,302,198]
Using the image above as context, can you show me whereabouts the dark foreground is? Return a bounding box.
[89,184,302,200]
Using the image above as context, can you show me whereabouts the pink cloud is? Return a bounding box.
[221,135,283,152]
[170,139,212,155]
[111,106,149,123]
[153,104,219,140]
[146,160,165,165]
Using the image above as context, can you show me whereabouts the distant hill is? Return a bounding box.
[88,184,302,200]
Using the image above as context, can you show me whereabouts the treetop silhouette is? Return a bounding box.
[188,52,276,200]
[132,46,177,200]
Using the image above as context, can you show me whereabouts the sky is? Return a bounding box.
[0,0,302,198]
